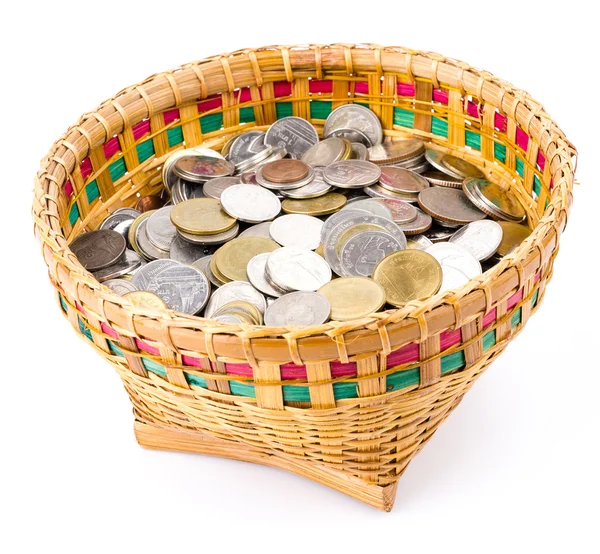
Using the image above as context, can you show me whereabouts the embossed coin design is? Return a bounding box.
[418,187,486,225]
[170,198,236,235]
[173,155,235,182]
[246,253,284,297]
[324,160,382,188]
[70,230,126,271]
[264,116,319,159]
[264,292,331,327]
[220,184,281,222]
[104,279,138,295]
[324,104,383,146]
[266,247,332,292]
[318,277,386,321]
[146,206,178,250]
[449,220,503,261]
[376,199,418,224]
[340,230,405,277]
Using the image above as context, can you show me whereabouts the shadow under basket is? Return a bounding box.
[33,44,576,511]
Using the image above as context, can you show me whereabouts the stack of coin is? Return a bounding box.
[70,104,533,323]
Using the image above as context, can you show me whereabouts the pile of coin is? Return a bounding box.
[70,103,533,326]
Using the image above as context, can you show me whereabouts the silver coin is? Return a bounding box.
[341,198,393,220]
[407,161,431,174]
[433,218,463,230]
[320,209,367,243]
[324,104,383,146]
[406,235,434,250]
[325,127,372,147]
[192,255,222,288]
[141,263,210,314]
[112,218,136,247]
[448,220,503,261]
[239,171,257,184]
[246,253,283,297]
[241,146,287,173]
[220,184,281,223]
[103,279,138,295]
[70,230,126,271]
[255,164,316,190]
[397,208,433,235]
[177,223,240,245]
[169,234,211,264]
[93,249,143,282]
[269,214,323,250]
[364,184,419,203]
[146,206,177,251]
[323,160,381,188]
[425,243,482,278]
[205,281,267,318]
[162,149,212,191]
[227,131,268,165]
[188,181,208,200]
[301,137,347,167]
[340,230,404,277]
[234,145,275,173]
[439,265,471,293]
[238,222,273,239]
[266,247,332,292]
[132,259,180,289]
[173,155,235,182]
[172,179,198,203]
[325,214,407,276]
[202,176,241,199]
[423,225,456,243]
[418,187,486,225]
[264,116,319,159]
[345,195,371,204]
[379,166,430,194]
[112,207,142,218]
[264,291,331,327]
[375,199,418,224]
[135,219,171,260]
[279,167,331,199]
[100,212,139,235]
[351,142,369,160]
[424,149,464,179]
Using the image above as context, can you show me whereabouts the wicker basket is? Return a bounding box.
[32,44,576,511]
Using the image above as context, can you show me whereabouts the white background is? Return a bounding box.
[2,1,599,552]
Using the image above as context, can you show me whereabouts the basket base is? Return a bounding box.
[134,420,398,511]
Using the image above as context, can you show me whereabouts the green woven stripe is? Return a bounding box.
[465,130,481,150]
[68,203,79,226]
[310,101,332,120]
[167,126,183,147]
[276,102,293,119]
[108,158,127,182]
[78,317,92,340]
[432,117,449,137]
[393,108,414,128]
[516,157,525,177]
[239,107,255,124]
[533,175,542,196]
[200,113,223,133]
[494,142,507,162]
[59,293,68,313]
[136,139,155,163]
[85,180,100,203]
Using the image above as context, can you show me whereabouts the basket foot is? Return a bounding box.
[134,420,398,511]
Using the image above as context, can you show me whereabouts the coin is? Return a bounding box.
[418,187,486,225]
[212,300,263,325]
[172,178,199,203]
[104,278,138,295]
[341,198,393,220]
[282,193,347,216]
[373,250,443,306]
[350,142,369,160]
[209,254,229,285]
[301,137,348,166]
[124,290,169,310]
[135,195,166,212]
[264,116,319,159]
[422,170,464,189]
[202,176,241,199]
[279,167,331,199]
[324,104,383,146]
[449,220,503,261]
[192,255,222,288]
[379,166,430,194]
[173,155,235,182]
[318,277,386,321]
[227,131,267,165]
[375,199,418,224]
[246,253,284,297]
[323,160,381,188]
[220,184,281,223]
[325,127,372,147]
[320,209,366,243]
[93,249,143,282]
[204,281,267,318]
[146,206,178,250]
[135,218,170,260]
[162,149,217,191]
[266,247,332,292]
[368,139,425,164]
[263,292,331,327]
[425,243,482,278]
[128,211,154,256]
[424,149,464,179]
[442,155,485,179]
[256,164,315,190]
[238,222,273,238]
[99,211,140,239]
[496,221,532,257]
[169,234,212,264]
[239,171,257,184]
[70,229,126,271]
[397,208,433,235]
[423,224,455,243]
[170,198,236,235]
[176,223,240,245]
[261,159,309,183]
[406,235,434,250]
[234,145,275,173]
[364,184,419,203]
[214,237,279,282]
[132,259,180,290]
[269,214,323,250]
[340,230,405,277]
[463,178,526,222]
[439,265,471,293]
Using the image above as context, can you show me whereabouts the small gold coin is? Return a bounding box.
[214,237,280,282]
[341,138,354,160]
[213,301,263,325]
[123,290,168,310]
[315,244,325,258]
[209,253,230,284]
[373,250,443,306]
[318,277,386,321]
[282,193,347,216]
[128,211,155,258]
[170,198,237,235]
[442,155,485,179]
[496,221,532,257]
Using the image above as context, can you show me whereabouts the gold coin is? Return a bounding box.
[341,139,353,160]
[336,223,384,256]
[214,237,280,282]
[373,250,442,306]
[170,198,237,235]
[315,243,325,258]
[282,193,347,216]
[123,290,168,310]
[209,253,230,284]
[318,277,386,321]
[442,155,485,179]
[213,301,263,325]
[119,274,134,282]
[496,221,532,257]
[128,211,155,259]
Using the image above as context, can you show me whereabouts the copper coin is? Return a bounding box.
[261,159,309,184]
[379,166,430,194]
[135,195,166,213]
[418,187,486,225]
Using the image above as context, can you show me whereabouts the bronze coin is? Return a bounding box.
[261,159,309,184]
[135,195,166,213]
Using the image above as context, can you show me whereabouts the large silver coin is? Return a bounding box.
[192,255,222,288]
[341,198,393,220]
[439,265,471,293]
[70,230,126,271]
[266,247,332,292]
[135,219,170,260]
[425,243,482,278]
[205,281,267,318]
[449,220,503,261]
[323,160,381,188]
[324,104,383,146]
[246,253,283,297]
[264,291,331,327]
[269,214,323,250]
[146,206,177,251]
[423,224,455,243]
[169,234,212,264]
[340,230,404,277]
[325,213,407,276]
[279,167,331,199]
[202,176,241,199]
[132,259,181,290]
[238,222,273,239]
[220,184,281,223]
[264,116,319,159]
[424,149,464,179]
[103,279,138,296]
[173,155,235,182]
[93,249,143,282]
[255,164,315,191]
[177,223,240,245]
[227,131,267,165]
[301,137,347,167]
[325,127,372,147]
[320,209,367,243]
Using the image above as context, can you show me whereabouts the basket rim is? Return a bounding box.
[32,43,577,359]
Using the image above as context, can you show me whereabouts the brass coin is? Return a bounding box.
[318,277,386,321]
[336,223,384,256]
[282,193,347,216]
[418,187,486,225]
[341,138,354,160]
[135,195,166,212]
[170,198,237,235]
[368,139,425,165]
[442,155,485,179]
[373,250,443,306]
[261,159,309,183]
[213,301,263,325]
[315,243,325,258]
[123,290,168,310]
[422,170,464,189]
[463,178,526,222]
[496,221,532,257]
[209,253,230,285]
[128,211,155,258]
[214,237,280,282]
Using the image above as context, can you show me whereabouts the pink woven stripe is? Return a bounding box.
[396,83,415,96]
[355,81,369,94]
[132,119,150,140]
[238,88,253,102]
[537,152,546,171]
[80,158,92,179]
[273,82,292,97]
[64,180,73,197]
[466,101,480,118]
[163,108,179,123]
[495,112,508,133]
[103,137,120,159]
[516,127,529,151]
[433,88,449,104]
[197,96,221,113]
[309,79,332,94]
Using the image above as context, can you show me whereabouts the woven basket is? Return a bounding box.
[32,44,576,511]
